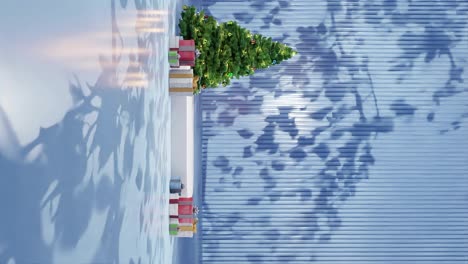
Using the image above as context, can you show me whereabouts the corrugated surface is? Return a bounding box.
[198,0,468,263]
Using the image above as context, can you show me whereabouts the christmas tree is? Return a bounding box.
[178,5,297,93]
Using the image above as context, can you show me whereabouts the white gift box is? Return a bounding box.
[169,36,180,50]
[169,68,195,94]
[169,204,179,216]
[177,231,194,237]
[170,78,192,88]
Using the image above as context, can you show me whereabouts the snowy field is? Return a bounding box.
[0,0,179,263]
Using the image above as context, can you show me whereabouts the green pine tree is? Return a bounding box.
[178,5,297,93]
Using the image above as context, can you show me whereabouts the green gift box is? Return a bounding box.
[169,51,179,66]
[169,223,178,235]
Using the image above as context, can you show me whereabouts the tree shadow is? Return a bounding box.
[0,0,162,263]
[198,0,400,262]
[379,0,468,130]
[0,70,127,263]
[198,1,468,262]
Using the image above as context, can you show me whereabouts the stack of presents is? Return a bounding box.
[168,36,199,95]
[169,194,198,237]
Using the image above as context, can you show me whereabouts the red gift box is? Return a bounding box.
[180,61,195,67]
[179,197,193,204]
[179,51,195,61]
[179,204,193,215]
[179,40,195,51]
[170,36,180,51]
[178,214,194,224]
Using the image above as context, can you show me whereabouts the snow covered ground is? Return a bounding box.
[0,0,179,263]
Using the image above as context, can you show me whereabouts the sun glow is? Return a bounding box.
[31,8,169,89]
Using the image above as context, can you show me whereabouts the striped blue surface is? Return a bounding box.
[199,0,468,263]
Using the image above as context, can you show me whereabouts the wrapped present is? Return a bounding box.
[179,197,193,205]
[179,51,195,61]
[170,69,193,79]
[169,203,178,216]
[179,39,195,51]
[179,51,195,66]
[169,218,197,237]
[170,38,194,52]
[177,219,197,237]
[177,66,192,70]
[169,51,179,67]
[178,214,194,224]
[169,50,179,59]
[177,231,194,237]
[169,37,195,67]
[169,223,178,236]
[169,36,180,51]
[169,193,179,204]
[169,68,194,94]
[179,204,193,215]
[178,197,194,215]
[176,223,195,237]
[178,224,194,232]
[170,214,194,224]
[179,60,194,67]
[170,79,192,89]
